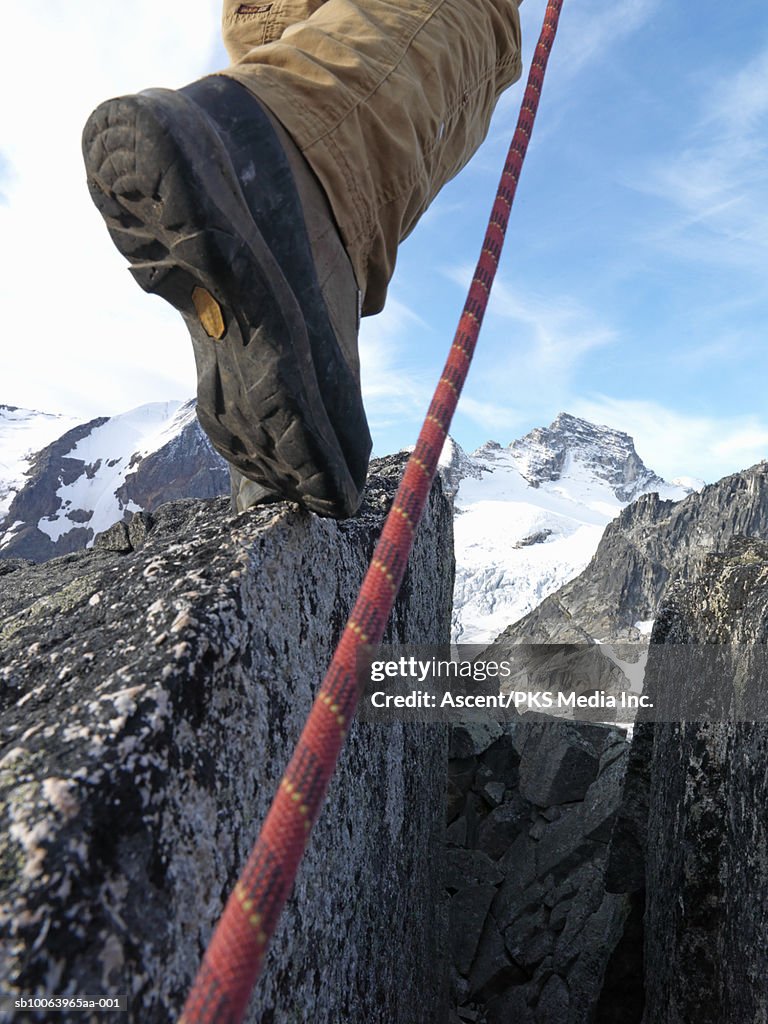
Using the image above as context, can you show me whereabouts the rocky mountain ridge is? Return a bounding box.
[1,403,694,650]
[492,461,768,648]
[446,415,692,644]
[507,413,671,502]
[0,401,228,562]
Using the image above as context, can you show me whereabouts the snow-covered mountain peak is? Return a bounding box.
[505,412,672,503]
[447,414,693,644]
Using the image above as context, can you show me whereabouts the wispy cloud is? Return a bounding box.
[547,0,661,79]
[358,298,434,437]
[572,395,768,482]
[445,265,615,371]
[668,327,761,369]
[707,46,768,133]
[359,290,529,446]
[486,0,661,160]
[633,45,768,270]
[487,278,616,367]
[498,0,660,107]
[435,266,617,441]
[479,0,662,164]
[453,395,523,436]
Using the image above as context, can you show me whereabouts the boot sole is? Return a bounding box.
[81,80,370,518]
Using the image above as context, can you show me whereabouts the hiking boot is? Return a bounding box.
[82,75,371,519]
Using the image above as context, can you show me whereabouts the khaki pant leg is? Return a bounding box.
[222,1,328,59]
[220,1,522,313]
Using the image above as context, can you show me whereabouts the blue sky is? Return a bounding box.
[2,1,767,482]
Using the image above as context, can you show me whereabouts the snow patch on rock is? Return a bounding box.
[0,405,80,522]
[36,402,192,542]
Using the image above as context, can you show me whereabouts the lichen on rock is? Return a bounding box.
[0,455,453,1024]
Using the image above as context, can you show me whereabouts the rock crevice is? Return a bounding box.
[445,718,635,1024]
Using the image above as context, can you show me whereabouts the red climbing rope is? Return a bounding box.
[180,3,564,1021]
